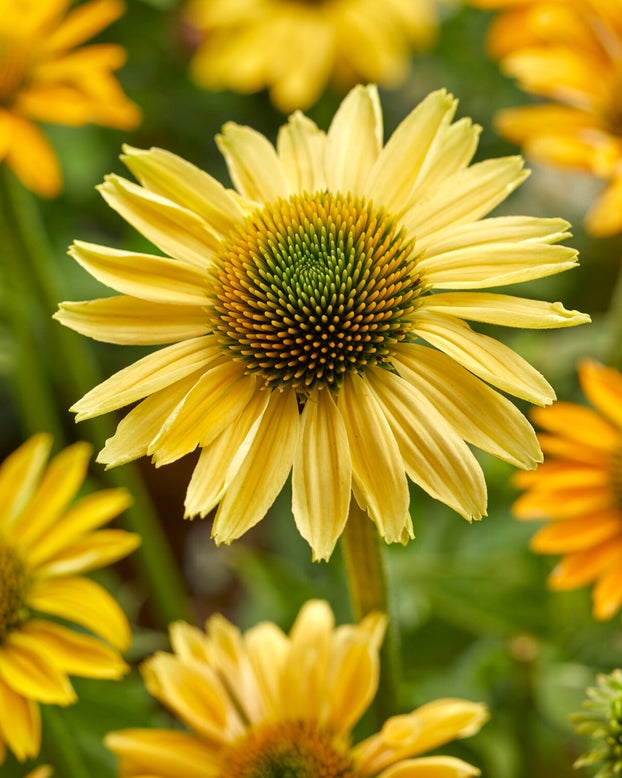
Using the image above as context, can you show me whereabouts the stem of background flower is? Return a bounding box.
[341,501,402,722]
[41,706,91,778]
[606,264,622,370]
[0,169,192,628]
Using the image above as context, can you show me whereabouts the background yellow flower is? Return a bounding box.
[0,434,139,763]
[514,360,622,620]
[183,0,438,111]
[0,0,141,197]
[106,600,488,777]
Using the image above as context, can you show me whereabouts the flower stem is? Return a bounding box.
[41,706,90,778]
[0,168,192,628]
[341,501,401,721]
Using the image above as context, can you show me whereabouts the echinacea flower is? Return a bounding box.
[572,668,622,778]
[0,434,139,764]
[469,0,622,236]
[513,360,622,620]
[106,599,488,778]
[183,0,438,112]
[56,85,589,560]
[0,0,141,197]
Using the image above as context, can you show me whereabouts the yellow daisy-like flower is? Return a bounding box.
[0,0,141,197]
[514,360,622,620]
[469,0,622,236]
[106,599,488,778]
[183,0,438,112]
[56,85,589,561]
[0,434,140,764]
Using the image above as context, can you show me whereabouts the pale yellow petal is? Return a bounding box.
[0,433,51,527]
[105,729,220,778]
[211,387,300,544]
[142,653,243,743]
[0,638,75,705]
[325,84,382,197]
[419,293,589,328]
[10,442,91,550]
[367,366,487,519]
[376,756,481,778]
[55,296,209,345]
[12,621,128,679]
[413,312,555,405]
[216,123,289,203]
[71,336,218,421]
[403,157,528,240]
[276,112,326,194]
[169,621,210,664]
[98,371,205,468]
[26,576,131,651]
[37,529,141,576]
[338,374,411,543]
[366,89,457,212]
[67,241,210,305]
[98,175,220,267]
[417,242,579,289]
[244,622,289,719]
[148,365,256,466]
[392,343,541,469]
[184,388,271,518]
[0,676,40,762]
[121,145,246,235]
[291,390,351,561]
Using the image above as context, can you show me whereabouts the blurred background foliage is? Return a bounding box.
[1,0,621,776]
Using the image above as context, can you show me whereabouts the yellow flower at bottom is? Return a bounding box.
[514,360,622,620]
[0,434,140,764]
[106,600,488,778]
[56,85,590,561]
[183,0,438,112]
[0,0,141,197]
[24,768,53,778]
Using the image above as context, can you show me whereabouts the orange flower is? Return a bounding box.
[514,359,622,620]
[0,0,141,197]
[469,0,622,236]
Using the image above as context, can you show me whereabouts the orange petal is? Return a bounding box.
[530,510,622,553]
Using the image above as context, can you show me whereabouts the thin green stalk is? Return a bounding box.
[41,706,90,778]
[606,263,622,371]
[341,501,401,722]
[0,169,191,627]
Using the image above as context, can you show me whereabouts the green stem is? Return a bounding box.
[0,169,191,627]
[40,706,90,778]
[341,501,401,721]
[606,262,622,371]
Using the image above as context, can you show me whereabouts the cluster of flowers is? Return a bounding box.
[1,0,622,776]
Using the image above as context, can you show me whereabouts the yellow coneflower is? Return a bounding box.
[0,0,141,197]
[106,600,488,778]
[56,85,589,561]
[183,0,438,112]
[469,0,622,236]
[0,434,139,764]
[514,360,622,620]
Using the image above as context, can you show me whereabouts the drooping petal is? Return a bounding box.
[291,390,352,561]
[375,756,481,778]
[0,677,40,762]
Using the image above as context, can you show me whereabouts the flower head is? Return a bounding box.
[0,0,141,197]
[106,600,488,777]
[56,85,589,560]
[572,669,622,777]
[469,0,622,236]
[183,0,438,112]
[514,360,622,620]
[0,434,140,763]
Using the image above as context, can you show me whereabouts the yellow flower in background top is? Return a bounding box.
[0,0,141,197]
[0,434,139,764]
[514,360,622,621]
[56,86,589,561]
[106,600,488,778]
[471,0,622,236]
[183,0,438,112]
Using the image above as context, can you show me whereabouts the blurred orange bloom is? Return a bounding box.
[514,360,622,620]
[0,0,141,196]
